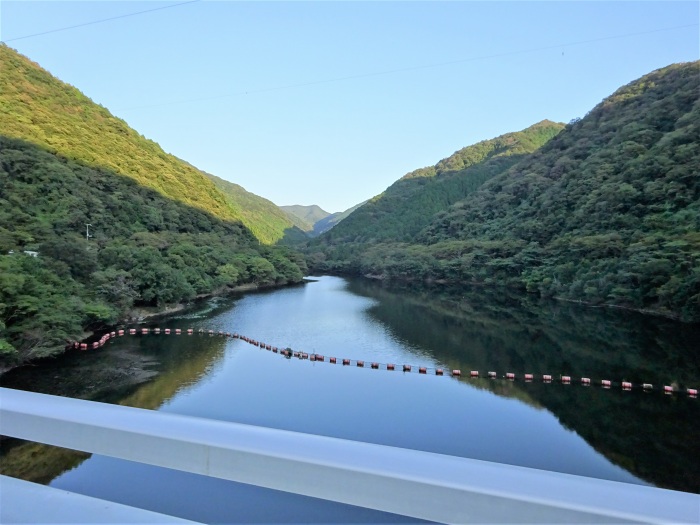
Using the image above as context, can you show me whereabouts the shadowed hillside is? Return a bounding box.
[0,44,297,245]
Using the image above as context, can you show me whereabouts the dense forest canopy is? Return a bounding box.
[309,62,700,322]
[0,47,308,370]
[0,44,297,245]
[311,120,564,253]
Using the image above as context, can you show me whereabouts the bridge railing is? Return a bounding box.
[0,387,697,524]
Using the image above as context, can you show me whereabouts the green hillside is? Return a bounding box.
[204,173,307,244]
[0,46,308,370]
[312,62,700,321]
[317,120,564,247]
[280,205,331,232]
[309,120,564,266]
[0,44,295,245]
[312,201,368,236]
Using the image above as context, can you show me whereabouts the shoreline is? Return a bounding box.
[0,279,308,377]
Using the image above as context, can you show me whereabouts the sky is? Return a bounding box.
[1,1,698,212]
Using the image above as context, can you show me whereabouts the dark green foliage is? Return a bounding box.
[311,62,700,321]
[0,136,306,369]
[315,120,564,249]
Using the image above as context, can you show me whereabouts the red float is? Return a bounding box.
[419,367,427,374]
[387,364,395,371]
[470,371,479,377]
[403,365,412,372]
[601,379,611,388]
[435,369,443,376]
[524,374,533,382]
[488,371,497,379]
[452,369,461,377]
[506,372,515,380]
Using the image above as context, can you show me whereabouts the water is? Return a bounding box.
[2,275,699,522]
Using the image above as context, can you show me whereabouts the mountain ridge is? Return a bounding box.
[0,44,296,245]
[310,61,700,321]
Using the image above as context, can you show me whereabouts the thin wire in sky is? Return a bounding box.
[2,0,200,43]
[119,22,699,112]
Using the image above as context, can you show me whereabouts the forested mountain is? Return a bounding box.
[203,173,308,244]
[280,205,331,232]
[310,62,700,322]
[311,201,367,236]
[0,46,307,370]
[0,44,297,245]
[315,120,564,250]
[281,202,366,237]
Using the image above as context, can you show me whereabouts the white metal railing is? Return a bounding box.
[0,387,698,524]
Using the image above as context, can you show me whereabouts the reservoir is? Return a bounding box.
[1,275,699,522]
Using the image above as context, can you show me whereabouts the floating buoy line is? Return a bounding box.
[68,328,698,398]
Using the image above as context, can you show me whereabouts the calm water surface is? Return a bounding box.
[2,276,699,522]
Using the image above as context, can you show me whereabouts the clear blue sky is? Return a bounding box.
[2,1,698,212]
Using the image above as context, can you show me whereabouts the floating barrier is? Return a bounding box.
[70,327,697,397]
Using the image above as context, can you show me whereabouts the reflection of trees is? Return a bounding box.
[347,278,700,493]
[0,332,227,485]
[117,334,227,410]
[0,440,89,484]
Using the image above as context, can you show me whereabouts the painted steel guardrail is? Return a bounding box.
[0,387,697,524]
